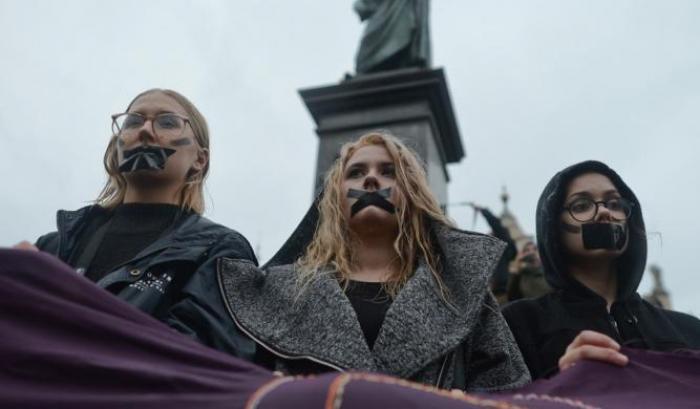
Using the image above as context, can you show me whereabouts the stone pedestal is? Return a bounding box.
[299,68,464,206]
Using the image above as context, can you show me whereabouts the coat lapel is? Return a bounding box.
[372,225,505,378]
[219,225,505,378]
[218,259,376,372]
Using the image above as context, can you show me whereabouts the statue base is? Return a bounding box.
[299,68,464,206]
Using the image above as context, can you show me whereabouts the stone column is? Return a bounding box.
[299,67,464,207]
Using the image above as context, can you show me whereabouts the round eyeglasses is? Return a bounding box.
[111,112,191,140]
[563,197,633,222]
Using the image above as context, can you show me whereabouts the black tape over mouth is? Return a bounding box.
[348,187,395,217]
[118,145,176,173]
[582,222,627,250]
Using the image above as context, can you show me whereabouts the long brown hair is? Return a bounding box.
[95,88,210,214]
[297,132,454,298]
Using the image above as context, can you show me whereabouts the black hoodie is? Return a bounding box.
[502,160,700,379]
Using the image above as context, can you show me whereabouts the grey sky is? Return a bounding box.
[1,0,699,314]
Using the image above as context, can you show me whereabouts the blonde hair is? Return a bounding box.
[95,88,210,214]
[297,132,454,299]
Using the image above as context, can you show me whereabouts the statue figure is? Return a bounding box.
[354,0,431,75]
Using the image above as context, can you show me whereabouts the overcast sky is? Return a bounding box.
[1,0,699,314]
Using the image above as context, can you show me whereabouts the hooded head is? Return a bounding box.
[536,160,647,299]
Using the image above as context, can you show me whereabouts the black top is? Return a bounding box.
[344,280,393,349]
[84,203,182,282]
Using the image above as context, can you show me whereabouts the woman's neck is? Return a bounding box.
[123,184,180,205]
[569,259,618,310]
[348,233,399,283]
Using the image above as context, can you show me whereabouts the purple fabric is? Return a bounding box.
[2,249,699,409]
[252,349,700,409]
[502,347,700,409]
[0,249,274,409]
[253,373,503,409]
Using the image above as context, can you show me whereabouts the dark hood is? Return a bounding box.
[536,160,647,300]
[263,194,322,268]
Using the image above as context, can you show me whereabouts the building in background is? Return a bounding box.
[644,264,672,309]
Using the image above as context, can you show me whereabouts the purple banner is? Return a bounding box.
[1,249,698,409]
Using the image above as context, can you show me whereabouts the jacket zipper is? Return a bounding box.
[216,268,346,373]
[607,314,621,339]
[435,353,449,387]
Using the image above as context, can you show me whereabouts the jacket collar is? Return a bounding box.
[220,258,376,372]
[55,206,105,261]
[219,224,505,378]
[55,205,211,266]
[372,225,504,378]
[558,283,643,310]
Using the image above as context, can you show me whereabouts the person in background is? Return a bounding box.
[470,203,517,304]
[506,240,551,302]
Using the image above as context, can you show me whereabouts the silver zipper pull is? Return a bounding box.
[608,315,620,336]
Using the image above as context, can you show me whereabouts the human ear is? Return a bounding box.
[191,147,209,173]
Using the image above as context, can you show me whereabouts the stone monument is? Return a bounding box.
[299,0,463,206]
[354,0,431,74]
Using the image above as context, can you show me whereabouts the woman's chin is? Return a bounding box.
[124,170,178,189]
[571,248,624,261]
[348,208,398,234]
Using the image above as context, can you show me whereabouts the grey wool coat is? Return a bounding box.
[217,225,530,392]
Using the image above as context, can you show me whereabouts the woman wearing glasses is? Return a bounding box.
[502,160,700,380]
[26,88,258,358]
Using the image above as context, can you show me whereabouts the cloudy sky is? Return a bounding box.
[1,0,699,314]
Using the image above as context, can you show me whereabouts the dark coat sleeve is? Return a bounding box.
[480,209,513,250]
[480,208,517,293]
[663,310,700,349]
[506,271,523,301]
[464,293,531,391]
[164,232,259,360]
[501,299,571,380]
[35,232,60,256]
[501,299,554,380]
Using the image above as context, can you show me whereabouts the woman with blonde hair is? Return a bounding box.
[18,88,258,357]
[218,132,530,391]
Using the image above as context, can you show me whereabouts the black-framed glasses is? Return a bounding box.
[111,112,191,140]
[563,197,633,222]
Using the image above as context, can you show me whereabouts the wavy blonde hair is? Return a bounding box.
[95,89,210,214]
[297,132,454,299]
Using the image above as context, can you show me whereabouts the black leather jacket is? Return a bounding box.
[36,205,258,360]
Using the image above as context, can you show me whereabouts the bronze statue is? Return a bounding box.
[354,0,431,75]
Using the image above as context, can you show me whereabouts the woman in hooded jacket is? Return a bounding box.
[217,132,530,392]
[502,160,700,380]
